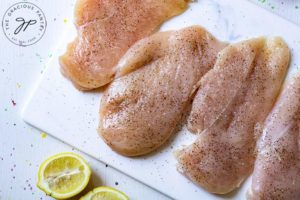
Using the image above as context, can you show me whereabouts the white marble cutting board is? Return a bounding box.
[22,0,300,199]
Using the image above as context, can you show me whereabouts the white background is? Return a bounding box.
[0,1,299,200]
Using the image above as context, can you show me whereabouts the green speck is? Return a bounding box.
[40,132,47,138]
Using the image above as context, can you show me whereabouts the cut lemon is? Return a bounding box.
[80,186,129,200]
[37,152,91,199]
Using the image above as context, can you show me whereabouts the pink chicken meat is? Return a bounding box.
[248,74,300,200]
[99,26,226,156]
[176,37,290,194]
[60,0,189,90]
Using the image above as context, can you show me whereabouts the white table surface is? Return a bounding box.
[0,1,299,200]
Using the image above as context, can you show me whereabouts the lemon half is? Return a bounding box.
[37,152,91,199]
[80,186,129,200]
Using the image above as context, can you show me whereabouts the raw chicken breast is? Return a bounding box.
[60,0,189,90]
[248,74,300,200]
[99,26,226,156]
[188,38,265,133]
[176,37,290,194]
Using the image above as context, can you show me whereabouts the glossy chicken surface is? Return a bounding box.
[60,0,189,90]
[176,37,290,194]
[188,38,265,133]
[99,26,226,156]
[248,75,300,200]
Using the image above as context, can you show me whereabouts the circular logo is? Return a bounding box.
[2,2,47,46]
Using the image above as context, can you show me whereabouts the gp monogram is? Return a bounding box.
[2,2,47,46]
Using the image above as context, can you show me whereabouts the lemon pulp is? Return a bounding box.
[37,152,91,199]
[80,186,129,200]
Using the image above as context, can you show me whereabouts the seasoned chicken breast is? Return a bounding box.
[99,26,227,156]
[60,0,189,90]
[187,38,265,133]
[248,74,300,200]
[176,37,290,194]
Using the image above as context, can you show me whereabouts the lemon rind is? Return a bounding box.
[37,152,91,199]
[79,186,129,200]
